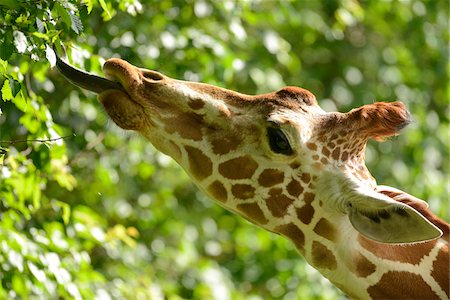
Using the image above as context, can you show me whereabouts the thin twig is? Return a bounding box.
[0,134,74,145]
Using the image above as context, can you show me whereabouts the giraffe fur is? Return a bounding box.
[59,56,449,300]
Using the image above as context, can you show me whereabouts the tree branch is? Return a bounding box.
[0,134,74,145]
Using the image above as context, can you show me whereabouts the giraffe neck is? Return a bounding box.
[150,125,449,299]
[291,204,449,299]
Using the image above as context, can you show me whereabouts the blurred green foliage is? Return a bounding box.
[0,0,448,299]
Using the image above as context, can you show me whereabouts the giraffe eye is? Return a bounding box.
[267,127,293,155]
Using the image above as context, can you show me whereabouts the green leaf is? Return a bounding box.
[0,39,14,60]
[35,17,45,33]
[32,32,49,41]
[98,0,112,20]
[1,78,21,100]
[11,91,27,111]
[10,78,21,98]
[0,0,20,8]
[12,274,27,297]
[82,0,94,14]
[69,12,83,34]
[1,79,13,101]
[0,147,7,165]
[19,114,40,133]
[0,59,8,75]
[60,201,71,225]
[54,2,72,30]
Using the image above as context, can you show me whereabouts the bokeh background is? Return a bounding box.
[0,1,448,299]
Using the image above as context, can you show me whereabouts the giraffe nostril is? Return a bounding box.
[142,70,164,82]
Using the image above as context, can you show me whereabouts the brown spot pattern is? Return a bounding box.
[353,252,376,277]
[358,235,436,265]
[237,203,268,225]
[300,173,311,183]
[231,184,255,199]
[322,147,330,157]
[289,162,301,169]
[258,169,284,187]
[296,204,315,224]
[431,245,449,298]
[313,218,336,242]
[168,141,182,162]
[320,157,329,164]
[266,188,294,217]
[311,241,337,270]
[164,113,203,140]
[306,142,317,150]
[218,156,258,179]
[185,146,213,180]
[303,192,315,204]
[211,133,242,154]
[287,180,304,197]
[297,192,315,224]
[367,271,438,299]
[275,223,305,250]
[331,148,341,160]
[207,180,228,203]
[341,151,349,161]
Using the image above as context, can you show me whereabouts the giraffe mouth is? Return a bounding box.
[55,53,148,130]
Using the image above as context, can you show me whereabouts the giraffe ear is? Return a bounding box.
[345,102,411,141]
[347,186,442,243]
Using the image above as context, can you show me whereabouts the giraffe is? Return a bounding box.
[56,55,449,299]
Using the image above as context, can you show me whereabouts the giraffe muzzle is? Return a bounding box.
[55,50,126,94]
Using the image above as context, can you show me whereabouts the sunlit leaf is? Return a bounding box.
[32,31,50,40]
[54,2,72,29]
[36,17,45,33]
[62,203,71,225]
[69,12,83,34]
[1,78,20,101]
[19,113,41,133]
[98,0,113,20]
[82,0,94,14]
[0,59,8,75]
[13,31,27,53]
[45,45,56,67]
[12,274,28,297]
[1,79,13,101]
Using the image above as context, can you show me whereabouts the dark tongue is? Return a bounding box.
[54,48,125,93]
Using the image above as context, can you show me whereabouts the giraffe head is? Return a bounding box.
[58,57,442,246]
